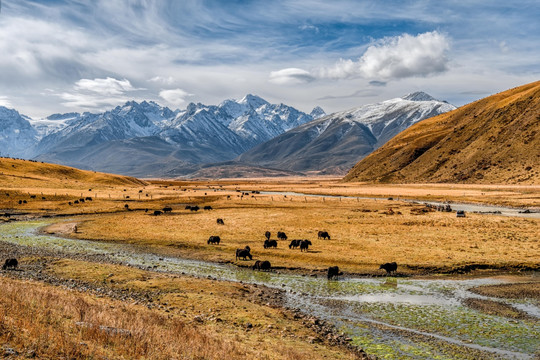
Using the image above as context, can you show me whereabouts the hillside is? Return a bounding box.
[344,81,540,184]
[237,92,455,174]
[0,157,147,189]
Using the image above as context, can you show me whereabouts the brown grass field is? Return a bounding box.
[1,158,539,358]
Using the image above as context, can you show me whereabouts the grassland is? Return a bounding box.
[68,194,539,275]
[1,158,539,359]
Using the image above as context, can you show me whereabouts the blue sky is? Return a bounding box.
[0,0,538,117]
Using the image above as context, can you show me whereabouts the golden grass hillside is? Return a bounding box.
[0,157,147,189]
[344,80,540,184]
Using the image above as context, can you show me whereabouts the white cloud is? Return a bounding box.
[269,68,315,85]
[74,77,138,95]
[159,88,193,106]
[319,31,450,80]
[149,76,176,85]
[59,77,143,109]
[0,96,12,108]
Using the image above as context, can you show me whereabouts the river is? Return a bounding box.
[1,220,539,359]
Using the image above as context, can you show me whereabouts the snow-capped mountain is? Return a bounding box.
[310,106,326,119]
[237,93,456,174]
[164,94,317,150]
[29,95,320,175]
[36,100,174,155]
[29,112,81,138]
[0,106,38,158]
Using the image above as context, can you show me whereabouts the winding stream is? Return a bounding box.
[1,221,539,359]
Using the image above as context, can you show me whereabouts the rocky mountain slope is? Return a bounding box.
[344,81,540,184]
[0,107,38,158]
[237,92,455,174]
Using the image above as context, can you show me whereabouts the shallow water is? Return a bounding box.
[1,221,539,359]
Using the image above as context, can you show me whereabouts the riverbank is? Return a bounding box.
[0,239,370,360]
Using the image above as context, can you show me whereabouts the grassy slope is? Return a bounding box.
[0,157,147,189]
[344,81,540,184]
[0,259,355,360]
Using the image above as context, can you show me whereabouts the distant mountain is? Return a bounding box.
[27,95,320,176]
[29,112,81,137]
[0,106,38,158]
[36,100,172,155]
[237,93,455,174]
[344,81,540,184]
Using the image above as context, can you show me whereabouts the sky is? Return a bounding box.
[0,0,539,118]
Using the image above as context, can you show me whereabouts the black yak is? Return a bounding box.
[235,246,252,261]
[185,205,192,210]
[153,210,163,216]
[190,206,200,212]
[207,236,221,245]
[318,231,330,240]
[2,258,18,270]
[217,218,225,225]
[252,260,271,271]
[289,239,301,249]
[204,205,213,210]
[327,266,343,280]
[277,231,287,241]
[163,206,173,213]
[379,262,398,275]
[264,239,277,249]
[300,240,312,252]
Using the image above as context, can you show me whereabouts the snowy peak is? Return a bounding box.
[0,106,38,158]
[238,94,269,108]
[402,91,438,102]
[310,106,326,119]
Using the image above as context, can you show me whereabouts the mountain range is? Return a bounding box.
[236,92,455,174]
[0,92,456,178]
[344,81,540,184]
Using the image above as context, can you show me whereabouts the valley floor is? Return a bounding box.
[1,174,539,359]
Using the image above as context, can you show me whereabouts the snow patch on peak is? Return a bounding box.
[239,94,269,108]
[402,91,438,102]
[310,106,326,119]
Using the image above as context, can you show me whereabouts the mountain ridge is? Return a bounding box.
[343,81,540,184]
[237,93,455,174]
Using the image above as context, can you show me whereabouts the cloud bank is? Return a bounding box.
[271,31,450,84]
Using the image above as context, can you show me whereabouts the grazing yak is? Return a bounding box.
[379,262,398,275]
[327,266,343,280]
[253,260,271,271]
[217,218,225,225]
[153,210,163,216]
[300,240,312,252]
[277,231,288,241]
[204,206,213,210]
[288,239,301,249]
[163,206,173,213]
[317,231,331,240]
[2,258,18,270]
[185,205,192,210]
[264,231,271,241]
[264,239,277,249]
[207,236,221,245]
[190,206,200,212]
[235,246,252,261]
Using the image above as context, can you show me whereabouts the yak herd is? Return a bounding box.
[1,203,397,281]
[140,205,399,279]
